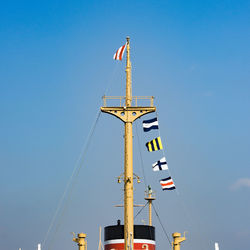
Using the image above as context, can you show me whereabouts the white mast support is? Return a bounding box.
[215,242,219,250]
[38,243,41,250]
[98,226,104,250]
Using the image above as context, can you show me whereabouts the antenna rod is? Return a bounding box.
[125,37,132,107]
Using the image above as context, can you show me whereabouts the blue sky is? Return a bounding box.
[0,1,250,250]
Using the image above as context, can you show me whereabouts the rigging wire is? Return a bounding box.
[134,202,148,219]
[42,109,102,249]
[135,119,170,245]
[155,111,180,195]
[103,62,125,204]
[135,108,172,246]
[155,107,207,250]
[103,63,119,96]
[152,203,172,246]
[135,121,148,189]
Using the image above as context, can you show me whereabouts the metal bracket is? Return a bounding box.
[101,106,156,123]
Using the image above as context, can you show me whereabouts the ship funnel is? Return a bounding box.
[215,242,219,250]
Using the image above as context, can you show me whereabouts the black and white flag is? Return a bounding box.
[152,157,168,171]
[160,176,176,190]
[142,117,159,132]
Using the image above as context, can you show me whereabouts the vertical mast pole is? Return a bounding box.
[126,37,132,107]
[124,36,134,250]
[145,186,155,226]
[148,194,152,226]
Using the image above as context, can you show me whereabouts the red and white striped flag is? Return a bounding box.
[160,177,176,190]
[113,44,127,60]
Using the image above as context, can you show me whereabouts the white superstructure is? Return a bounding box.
[215,242,219,250]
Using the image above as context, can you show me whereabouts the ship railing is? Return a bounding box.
[102,96,155,107]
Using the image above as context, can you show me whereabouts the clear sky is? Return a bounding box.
[0,1,250,250]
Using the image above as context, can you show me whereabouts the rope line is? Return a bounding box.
[135,120,155,243]
[152,203,172,246]
[155,108,208,250]
[137,111,172,246]
[138,108,207,249]
[135,121,148,189]
[103,63,119,96]
[134,202,148,219]
[42,109,102,249]
[155,111,180,195]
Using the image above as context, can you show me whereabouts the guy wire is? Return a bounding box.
[135,121,148,189]
[43,109,101,249]
[152,203,172,246]
[134,202,148,219]
[155,110,180,195]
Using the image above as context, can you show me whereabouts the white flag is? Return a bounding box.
[143,117,159,132]
[152,157,168,171]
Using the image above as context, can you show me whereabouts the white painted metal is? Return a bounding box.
[215,242,219,250]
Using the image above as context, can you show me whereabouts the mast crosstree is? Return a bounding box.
[101,37,156,250]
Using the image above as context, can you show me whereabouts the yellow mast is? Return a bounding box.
[72,38,187,250]
[125,37,132,107]
[124,37,133,249]
[101,37,156,250]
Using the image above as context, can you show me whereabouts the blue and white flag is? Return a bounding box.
[152,157,168,171]
[143,117,159,132]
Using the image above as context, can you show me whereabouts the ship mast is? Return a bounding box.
[124,37,134,250]
[101,37,156,250]
[72,37,187,250]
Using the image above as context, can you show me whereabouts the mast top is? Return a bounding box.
[125,36,132,107]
